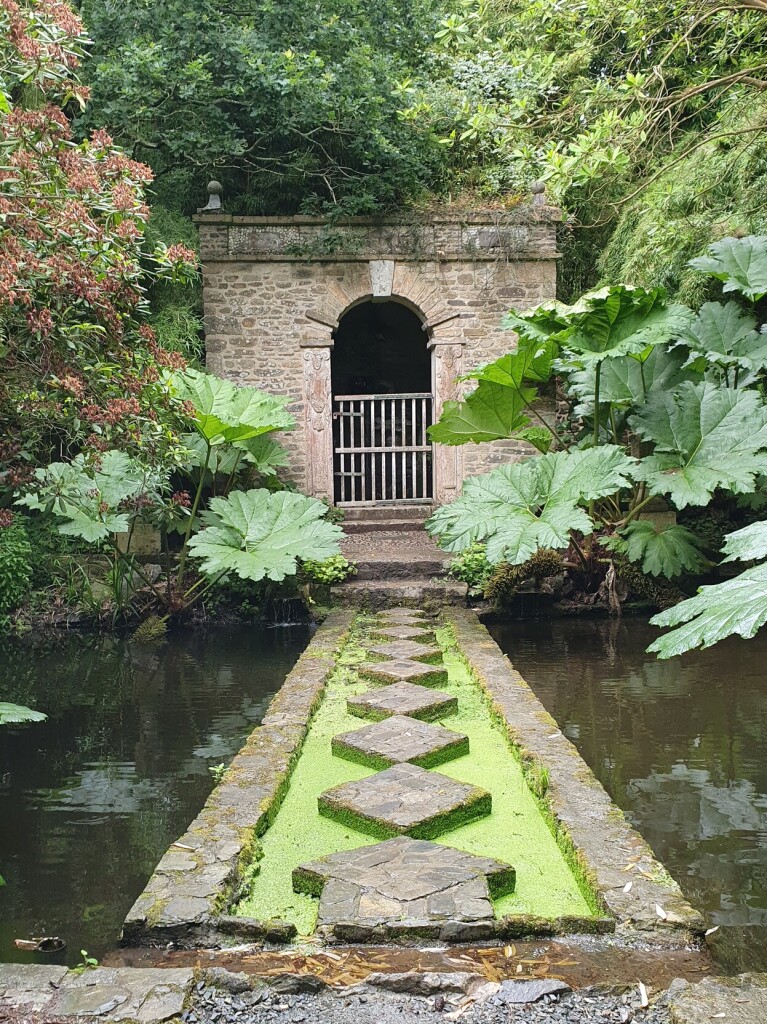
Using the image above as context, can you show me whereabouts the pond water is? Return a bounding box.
[0,625,311,967]
[490,616,767,974]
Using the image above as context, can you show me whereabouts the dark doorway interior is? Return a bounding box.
[331,300,430,396]
[331,300,433,505]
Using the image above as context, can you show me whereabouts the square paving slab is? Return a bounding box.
[378,607,430,620]
[332,715,469,769]
[318,763,492,839]
[360,658,448,687]
[293,836,515,938]
[347,682,457,722]
[373,625,436,642]
[367,639,440,662]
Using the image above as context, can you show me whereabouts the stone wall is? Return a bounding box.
[195,204,561,502]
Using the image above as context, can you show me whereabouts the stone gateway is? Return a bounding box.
[195,194,560,506]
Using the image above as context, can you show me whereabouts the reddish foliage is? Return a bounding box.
[0,0,199,499]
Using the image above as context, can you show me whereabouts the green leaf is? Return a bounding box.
[720,521,767,563]
[236,435,289,475]
[688,235,767,301]
[188,489,343,582]
[425,446,636,564]
[428,337,556,446]
[681,301,767,372]
[567,346,697,414]
[0,703,47,726]
[16,451,158,543]
[630,383,767,507]
[174,368,294,446]
[603,521,707,578]
[508,286,694,367]
[649,564,767,657]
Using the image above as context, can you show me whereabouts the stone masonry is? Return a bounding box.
[195,201,561,504]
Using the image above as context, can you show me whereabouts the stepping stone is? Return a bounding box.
[318,763,491,839]
[293,836,515,937]
[360,658,448,687]
[367,639,440,662]
[378,607,429,620]
[347,681,457,722]
[374,624,435,642]
[332,715,469,769]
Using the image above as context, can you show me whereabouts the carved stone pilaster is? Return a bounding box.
[301,347,334,500]
[432,343,464,503]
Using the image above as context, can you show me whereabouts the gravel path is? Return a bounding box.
[185,983,672,1024]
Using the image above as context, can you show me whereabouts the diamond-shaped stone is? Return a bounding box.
[378,607,429,620]
[367,639,440,662]
[318,763,491,839]
[347,682,457,722]
[293,836,515,936]
[360,658,448,687]
[374,624,435,642]
[332,715,469,769]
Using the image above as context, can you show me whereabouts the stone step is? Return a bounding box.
[342,505,433,523]
[354,559,449,581]
[344,518,427,534]
[331,579,467,610]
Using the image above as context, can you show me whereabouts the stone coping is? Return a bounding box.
[444,608,706,942]
[122,611,354,948]
[193,207,562,227]
[0,965,193,1023]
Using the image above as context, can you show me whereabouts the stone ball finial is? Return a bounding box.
[531,180,546,206]
[198,180,223,214]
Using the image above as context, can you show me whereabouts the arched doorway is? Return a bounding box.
[331,300,433,505]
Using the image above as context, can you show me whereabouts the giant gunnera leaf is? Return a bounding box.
[602,521,707,579]
[428,336,556,446]
[0,703,47,726]
[649,564,767,658]
[188,489,343,581]
[425,446,636,565]
[506,286,694,367]
[16,451,155,542]
[174,368,294,446]
[688,235,767,302]
[681,301,767,373]
[630,383,767,508]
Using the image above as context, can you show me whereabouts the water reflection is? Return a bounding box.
[490,616,767,973]
[0,625,310,965]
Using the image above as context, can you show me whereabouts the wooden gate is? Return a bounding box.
[332,393,433,505]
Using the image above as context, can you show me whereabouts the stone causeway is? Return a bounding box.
[300,608,503,934]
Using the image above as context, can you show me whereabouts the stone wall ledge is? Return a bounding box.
[193,207,563,227]
[121,610,354,949]
[444,608,706,943]
[0,965,194,1023]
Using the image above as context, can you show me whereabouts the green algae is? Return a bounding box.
[236,615,594,932]
[429,626,593,919]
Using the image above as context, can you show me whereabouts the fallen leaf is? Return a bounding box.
[656,904,668,920]
[705,926,719,937]
[623,881,633,894]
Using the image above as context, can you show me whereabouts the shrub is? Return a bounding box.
[0,515,33,616]
[302,555,357,585]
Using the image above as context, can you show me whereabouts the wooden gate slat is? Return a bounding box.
[333,393,433,506]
